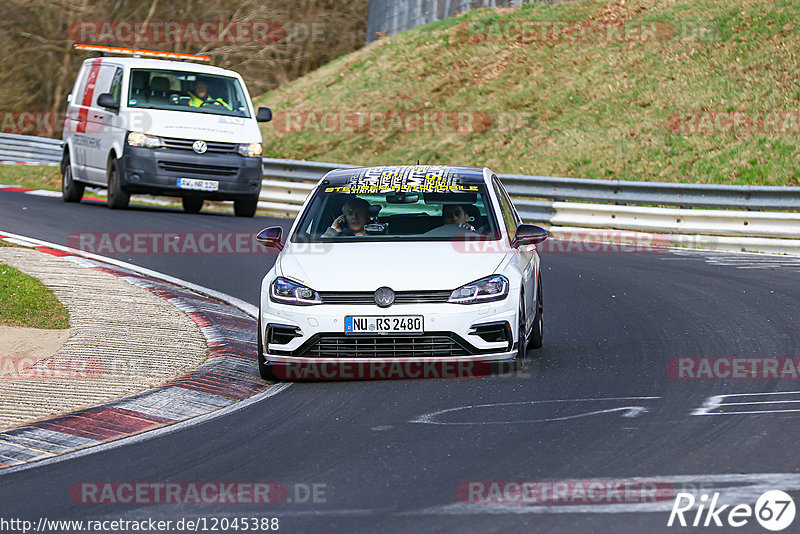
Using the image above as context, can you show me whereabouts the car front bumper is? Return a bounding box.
[259,297,520,365]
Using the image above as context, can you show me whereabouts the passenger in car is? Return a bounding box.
[442,204,476,232]
[323,197,370,237]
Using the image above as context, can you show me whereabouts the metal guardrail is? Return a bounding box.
[0,133,61,165]
[260,158,800,213]
[501,174,800,211]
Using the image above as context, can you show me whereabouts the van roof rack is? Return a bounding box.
[73,44,211,62]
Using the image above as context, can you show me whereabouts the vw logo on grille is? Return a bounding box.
[192,140,208,154]
[374,287,395,308]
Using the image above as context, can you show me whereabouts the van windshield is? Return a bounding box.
[127,69,251,118]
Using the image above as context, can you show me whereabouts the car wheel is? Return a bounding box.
[257,316,278,381]
[509,293,529,375]
[182,197,204,214]
[529,275,543,349]
[61,155,84,203]
[106,158,130,210]
[234,197,258,218]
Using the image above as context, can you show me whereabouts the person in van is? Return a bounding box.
[189,78,232,110]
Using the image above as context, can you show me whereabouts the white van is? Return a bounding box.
[61,46,272,217]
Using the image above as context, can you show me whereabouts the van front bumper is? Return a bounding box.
[118,146,262,200]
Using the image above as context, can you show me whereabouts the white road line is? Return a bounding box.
[692,391,800,416]
[410,397,660,425]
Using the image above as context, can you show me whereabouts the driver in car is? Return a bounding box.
[442,204,476,232]
[323,197,370,237]
[189,79,232,110]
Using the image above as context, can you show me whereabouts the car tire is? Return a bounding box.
[61,155,84,203]
[234,197,258,218]
[257,316,278,381]
[106,158,130,210]
[182,197,204,214]
[508,293,529,375]
[529,275,543,349]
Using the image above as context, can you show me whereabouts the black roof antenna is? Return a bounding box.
[416,159,421,165]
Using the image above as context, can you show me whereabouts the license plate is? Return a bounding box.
[177,178,219,191]
[345,315,423,334]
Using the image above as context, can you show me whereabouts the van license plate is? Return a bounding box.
[177,178,219,191]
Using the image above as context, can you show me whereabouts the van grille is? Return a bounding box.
[158,160,238,176]
[161,136,239,155]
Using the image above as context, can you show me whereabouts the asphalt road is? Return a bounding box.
[1,190,799,534]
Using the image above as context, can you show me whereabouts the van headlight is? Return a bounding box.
[238,142,263,158]
[270,277,322,306]
[127,132,163,148]
[449,275,509,304]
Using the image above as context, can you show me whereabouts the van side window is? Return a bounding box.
[109,68,123,104]
[90,65,119,108]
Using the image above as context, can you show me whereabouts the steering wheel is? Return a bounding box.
[201,100,221,107]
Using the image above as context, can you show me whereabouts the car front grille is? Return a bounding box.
[157,160,238,176]
[161,136,239,155]
[295,333,471,358]
[318,290,451,305]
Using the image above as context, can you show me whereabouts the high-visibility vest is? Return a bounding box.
[188,92,232,110]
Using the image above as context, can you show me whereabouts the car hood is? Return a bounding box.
[277,241,507,292]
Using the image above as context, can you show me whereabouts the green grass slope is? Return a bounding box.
[256,0,800,185]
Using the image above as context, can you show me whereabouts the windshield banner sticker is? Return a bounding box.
[324,166,479,194]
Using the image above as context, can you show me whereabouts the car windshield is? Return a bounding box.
[127,69,251,118]
[291,167,500,242]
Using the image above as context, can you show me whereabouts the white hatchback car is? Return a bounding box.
[256,165,547,380]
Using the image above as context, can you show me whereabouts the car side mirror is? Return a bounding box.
[511,224,548,248]
[256,226,283,250]
[97,93,120,111]
[256,107,272,123]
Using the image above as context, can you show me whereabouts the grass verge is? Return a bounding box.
[0,262,69,329]
[0,165,61,190]
[255,0,800,186]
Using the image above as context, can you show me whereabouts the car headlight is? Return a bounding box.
[270,277,321,306]
[238,142,263,158]
[449,275,509,304]
[127,132,163,148]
